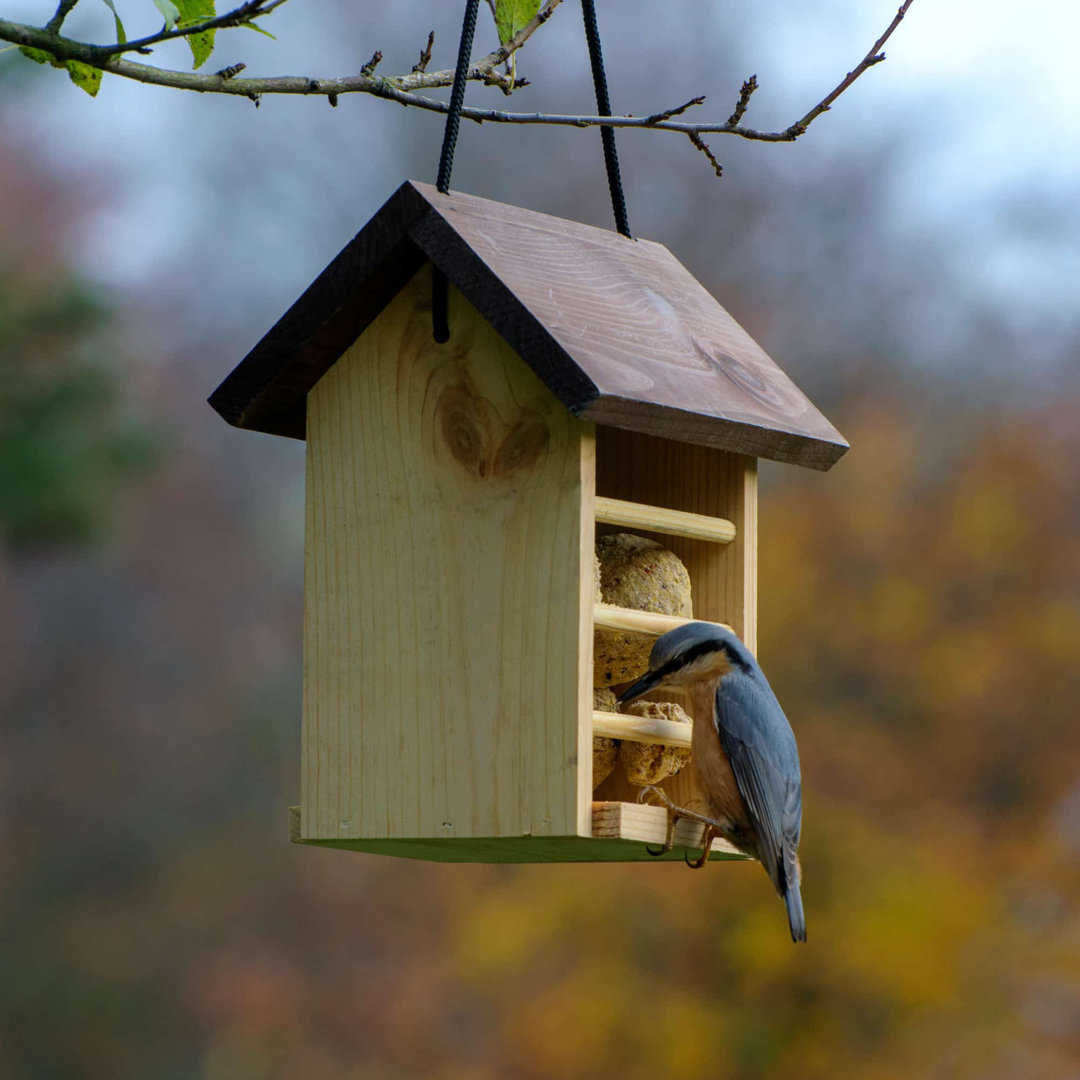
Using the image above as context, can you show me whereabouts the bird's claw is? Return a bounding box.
[637,784,677,811]
[647,803,682,857]
[636,786,726,867]
[639,785,716,861]
[685,825,717,869]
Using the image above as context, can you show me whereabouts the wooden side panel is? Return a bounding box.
[592,427,757,811]
[302,265,593,843]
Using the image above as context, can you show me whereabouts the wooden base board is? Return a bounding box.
[288,803,749,865]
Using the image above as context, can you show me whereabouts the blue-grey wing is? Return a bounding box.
[714,672,802,893]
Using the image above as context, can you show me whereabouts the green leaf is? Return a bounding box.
[493,0,540,45]
[100,0,126,43]
[241,21,275,40]
[153,0,180,31]
[64,59,103,96]
[18,45,54,65]
[175,0,216,69]
[18,47,103,96]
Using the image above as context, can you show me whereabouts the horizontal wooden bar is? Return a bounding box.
[595,495,736,544]
[592,709,692,749]
[593,602,732,638]
[592,802,746,858]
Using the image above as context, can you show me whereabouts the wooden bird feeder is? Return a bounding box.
[209,181,846,864]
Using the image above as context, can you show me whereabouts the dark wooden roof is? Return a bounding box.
[209,181,847,470]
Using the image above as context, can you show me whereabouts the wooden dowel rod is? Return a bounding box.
[595,496,736,544]
[592,710,692,748]
[593,602,732,638]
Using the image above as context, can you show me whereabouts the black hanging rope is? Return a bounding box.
[433,0,632,340]
[432,0,480,342]
[581,0,631,239]
[436,0,481,197]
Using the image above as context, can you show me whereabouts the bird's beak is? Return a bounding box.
[617,668,663,706]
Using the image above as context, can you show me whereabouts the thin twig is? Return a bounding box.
[788,0,915,135]
[687,132,723,179]
[488,0,561,67]
[356,87,833,141]
[645,96,706,124]
[412,30,435,74]
[92,0,288,58]
[45,0,80,34]
[726,76,758,126]
[360,50,382,77]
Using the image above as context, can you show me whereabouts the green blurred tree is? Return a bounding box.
[0,275,153,549]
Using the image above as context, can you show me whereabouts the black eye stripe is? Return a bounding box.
[655,639,720,677]
[653,657,683,680]
[654,637,749,676]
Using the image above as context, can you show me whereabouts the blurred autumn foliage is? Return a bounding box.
[2,138,1078,1080]
[0,279,152,549]
[0,155,152,551]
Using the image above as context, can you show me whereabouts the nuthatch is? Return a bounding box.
[618,622,806,943]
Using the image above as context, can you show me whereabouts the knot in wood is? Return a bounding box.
[691,335,791,410]
[436,384,549,480]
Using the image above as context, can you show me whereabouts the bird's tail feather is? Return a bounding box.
[785,884,807,943]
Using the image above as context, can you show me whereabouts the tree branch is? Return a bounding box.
[45,0,80,34]
[789,0,915,135]
[11,0,560,87]
[726,76,758,127]
[687,132,723,179]
[2,0,915,158]
[412,30,435,75]
[645,96,705,125]
[94,0,289,58]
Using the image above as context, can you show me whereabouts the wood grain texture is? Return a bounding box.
[301,266,593,845]
[287,805,747,863]
[411,182,847,469]
[594,495,735,543]
[592,427,757,817]
[210,179,848,471]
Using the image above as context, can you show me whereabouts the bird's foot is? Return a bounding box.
[637,784,677,812]
[638,786,725,864]
[645,804,681,857]
[685,825,718,869]
[640,786,679,855]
